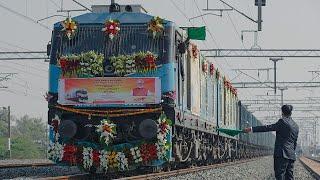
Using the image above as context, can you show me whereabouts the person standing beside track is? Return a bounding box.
[243,105,299,180]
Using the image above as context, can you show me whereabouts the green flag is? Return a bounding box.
[187,26,206,40]
[217,128,243,137]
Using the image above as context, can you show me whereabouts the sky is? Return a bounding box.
[0,0,319,145]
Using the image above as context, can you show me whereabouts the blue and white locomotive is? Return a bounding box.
[47,3,275,173]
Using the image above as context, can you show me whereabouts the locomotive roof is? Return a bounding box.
[54,12,172,28]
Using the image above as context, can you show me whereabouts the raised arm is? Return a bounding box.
[243,119,284,133]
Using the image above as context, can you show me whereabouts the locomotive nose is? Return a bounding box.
[139,119,158,139]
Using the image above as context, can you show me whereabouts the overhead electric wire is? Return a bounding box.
[168,0,224,70]
[48,0,60,9]
[0,2,51,31]
[0,42,49,69]
[0,46,48,72]
[189,0,259,102]
[223,7,255,67]
[191,0,234,70]
[1,88,44,102]
[0,63,47,79]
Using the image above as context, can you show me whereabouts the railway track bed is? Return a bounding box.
[299,156,320,179]
[0,156,315,179]
[38,157,263,180]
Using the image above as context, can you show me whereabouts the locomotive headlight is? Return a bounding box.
[138,119,158,139]
[58,120,77,139]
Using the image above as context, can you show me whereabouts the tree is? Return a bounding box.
[13,115,46,143]
[11,115,47,159]
[0,110,8,137]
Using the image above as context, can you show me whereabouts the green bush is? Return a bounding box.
[0,137,7,159]
[11,136,44,159]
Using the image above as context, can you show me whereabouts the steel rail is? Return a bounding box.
[299,156,320,179]
[0,162,54,169]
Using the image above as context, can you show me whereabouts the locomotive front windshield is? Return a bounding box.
[53,24,165,75]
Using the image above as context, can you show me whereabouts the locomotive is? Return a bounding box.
[47,3,275,173]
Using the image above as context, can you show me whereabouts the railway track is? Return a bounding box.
[299,156,320,179]
[46,157,258,180]
[0,162,54,169]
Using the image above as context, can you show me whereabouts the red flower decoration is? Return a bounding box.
[145,53,156,70]
[59,58,67,69]
[209,63,215,75]
[191,44,199,59]
[140,144,158,163]
[51,119,59,133]
[202,62,208,73]
[159,121,169,134]
[92,150,100,167]
[102,19,120,40]
[62,145,78,165]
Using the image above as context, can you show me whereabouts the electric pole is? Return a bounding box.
[269,57,283,94]
[7,106,11,159]
[2,106,11,159]
[255,0,265,31]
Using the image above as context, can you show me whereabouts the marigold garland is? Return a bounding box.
[54,105,162,118]
[48,113,171,172]
[108,151,119,168]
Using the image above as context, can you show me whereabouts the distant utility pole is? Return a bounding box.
[2,106,11,159]
[279,87,288,106]
[7,106,11,159]
[111,0,115,4]
[269,58,283,94]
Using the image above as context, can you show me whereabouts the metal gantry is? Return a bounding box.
[232,81,320,89]
[201,49,320,58]
[248,106,320,112]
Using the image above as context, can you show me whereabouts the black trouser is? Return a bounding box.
[274,157,295,180]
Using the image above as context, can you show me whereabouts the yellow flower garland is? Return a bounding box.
[54,105,162,118]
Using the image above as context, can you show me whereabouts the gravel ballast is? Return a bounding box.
[166,156,315,180]
[0,157,315,179]
[0,159,82,179]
